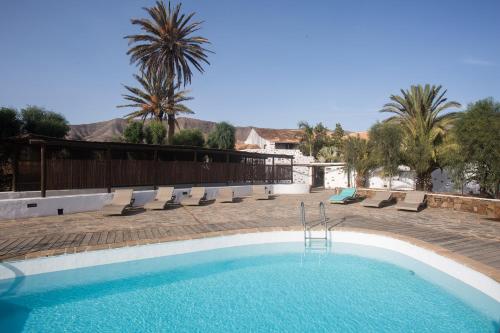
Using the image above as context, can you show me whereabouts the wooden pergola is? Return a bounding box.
[4,134,294,196]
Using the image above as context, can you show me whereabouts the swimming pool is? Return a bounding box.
[1,241,499,332]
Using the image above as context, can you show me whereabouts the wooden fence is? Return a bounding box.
[7,135,294,195]
[16,159,292,191]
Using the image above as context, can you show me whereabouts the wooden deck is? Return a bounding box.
[0,191,499,280]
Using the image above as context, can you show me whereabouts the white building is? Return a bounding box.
[239,128,475,193]
[237,128,315,185]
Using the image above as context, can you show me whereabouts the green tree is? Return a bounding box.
[172,128,205,147]
[342,136,372,187]
[317,146,341,163]
[331,123,345,151]
[381,84,461,190]
[144,120,167,144]
[369,122,404,189]
[207,122,235,149]
[126,1,210,143]
[0,107,22,139]
[118,72,194,124]
[298,121,330,158]
[123,121,144,144]
[21,106,69,138]
[441,136,470,195]
[453,98,500,198]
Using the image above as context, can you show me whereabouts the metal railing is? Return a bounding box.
[300,201,329,244]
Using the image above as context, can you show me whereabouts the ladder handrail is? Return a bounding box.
[300,201,329,243]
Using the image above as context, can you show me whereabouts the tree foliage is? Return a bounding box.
[144,120,167,145]
[0,107,22,139]
[368,122,404,189]
[172,128,205,147]
[380,84,460,190]
[118,72,194,123]
[342,136,372,187]
[317,146,341,163]
[123,121,144,144]
[452,98,500,197]
[330,123,345,151]
[298,121,331,157]
[20,106,69,138]
[207,122,235,149]
[125,1,210,143]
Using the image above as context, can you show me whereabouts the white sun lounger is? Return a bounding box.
[217,187,236,203]
[362,191,393,208]
[144,186,175,210]
[395,191,426,212]
[252,185,273,200]
[102,189,134,215]
[181,187,207,206]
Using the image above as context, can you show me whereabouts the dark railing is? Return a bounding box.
[7,135,294,194]
[16,159,293,191]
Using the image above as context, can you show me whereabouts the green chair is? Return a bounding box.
[329,188,357,204]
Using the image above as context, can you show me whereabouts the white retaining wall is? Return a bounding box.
[0,184,307,220]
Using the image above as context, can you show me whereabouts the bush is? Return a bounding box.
[207,122,235,150]
[453,98,500,197]
[123,121,144,144]
[144,121,167,145]
[368,122,404,189]
[0,107,22,139]
[21,106,69,138]
[172,129,205,147]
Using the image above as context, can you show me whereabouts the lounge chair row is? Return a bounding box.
[102,185,275,215]
[329,188,426,212]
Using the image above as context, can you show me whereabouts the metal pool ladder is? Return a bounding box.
[300,201,330,247]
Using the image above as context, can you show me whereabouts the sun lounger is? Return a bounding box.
[253,185,273,200]
[181,187,207,206]
[395,191,426,211]
[217,187,235,203]
[329,187,356,204]
[362,191,393,208]
[102,189,134,215]
[144,186,175,210]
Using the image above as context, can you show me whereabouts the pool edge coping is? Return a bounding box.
[0,227,499,302]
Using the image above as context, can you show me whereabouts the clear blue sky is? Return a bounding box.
[1,0,499,131]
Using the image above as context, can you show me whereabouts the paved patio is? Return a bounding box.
[0,190,499,280]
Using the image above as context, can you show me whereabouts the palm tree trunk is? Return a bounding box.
[167,114,175,144]
[415,172,432,191]
[166,74,175,144]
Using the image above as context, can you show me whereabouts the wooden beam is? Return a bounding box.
[106,147,111,193]
[226,153,230,185]
[153,149,158,189]
[272,156,275,184]
[40,144,46,197]
[11,147,18,192]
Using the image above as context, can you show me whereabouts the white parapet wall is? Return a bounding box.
[0,184,307,220]
[271,183,310,194]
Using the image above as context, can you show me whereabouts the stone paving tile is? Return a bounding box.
[0,191,499,279]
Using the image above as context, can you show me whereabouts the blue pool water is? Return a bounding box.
[0,242,499,332]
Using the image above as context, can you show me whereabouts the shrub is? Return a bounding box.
[207,122,235,149]
[172,128,205,147]
[123,121,144,144]
[21,106,69,138]
[0,107,22,139]
[144,121,167,145]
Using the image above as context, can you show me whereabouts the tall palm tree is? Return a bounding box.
[118,72,193,123]
[380,84,461,190]
[125,1,210,143]
[298,121,315,157]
